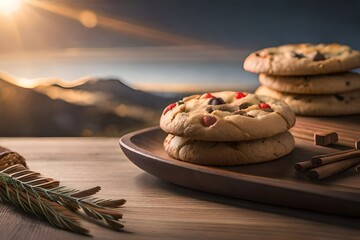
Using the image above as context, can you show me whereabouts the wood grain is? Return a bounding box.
[0,137,359,240]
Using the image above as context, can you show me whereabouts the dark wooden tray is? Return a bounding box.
[119,116,360,217]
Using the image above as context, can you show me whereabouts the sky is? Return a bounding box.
[0,0,359,92]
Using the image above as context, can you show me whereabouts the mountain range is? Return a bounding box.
[0,77,178,137]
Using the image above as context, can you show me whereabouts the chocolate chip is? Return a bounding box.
[346,81,350,86]
[206,105,237,113]
[255,52,260,57]
[208,97,225,105]
[239,102,252,110]
[205,106,213,113]
[334,94,344,101]
[312,51,326,61]
[202,116,217,127]
[258,103,271,109]
[291,51,305,59]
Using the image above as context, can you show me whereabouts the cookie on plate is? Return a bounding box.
[164,131,295,166]
[244,43,360,76]
[160,91,295,141]
[255,85,360,116]
[259,72,360,95]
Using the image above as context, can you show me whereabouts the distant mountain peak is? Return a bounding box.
[0,70,96,89]
[0,73,177,137]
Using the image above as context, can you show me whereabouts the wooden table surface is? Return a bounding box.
[0,138,359,240]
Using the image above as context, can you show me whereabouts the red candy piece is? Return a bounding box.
[258,103,271,109]
[202,116,217,127]
[164,103,176,115]
[235,92,246,99]
[203,93,214,99]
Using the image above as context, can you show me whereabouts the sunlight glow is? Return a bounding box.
[25,0,209,46]
[0,0,22,15]
[79,10,98,28]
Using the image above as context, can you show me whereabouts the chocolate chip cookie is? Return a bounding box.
[164,131,295,165]
[244,43,360,76]
[259,72,360,94]
[256,85,360,116]
[160,91,295,141]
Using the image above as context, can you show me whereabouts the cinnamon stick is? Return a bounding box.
[307,157,360,180]
[295,149,357,171]
[294,160,315,171]
[311,149,360,166]
[314,131,338,146]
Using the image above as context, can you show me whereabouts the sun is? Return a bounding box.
[0,0,22,15]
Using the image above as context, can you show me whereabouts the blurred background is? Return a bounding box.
[0,0,359,136]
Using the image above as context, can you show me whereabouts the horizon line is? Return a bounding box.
[0,70,256,93]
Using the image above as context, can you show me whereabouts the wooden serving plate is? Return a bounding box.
[119,116,360,217]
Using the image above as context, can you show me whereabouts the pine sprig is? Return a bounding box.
[0,175,89,235]
[0,158,126,235]
[34,185,126,230]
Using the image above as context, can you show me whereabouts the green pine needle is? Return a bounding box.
[0,174,89,235]
[0,163,126,235]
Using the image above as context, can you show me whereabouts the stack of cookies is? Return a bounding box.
[160,91,296,166]
[243,43,360,116]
